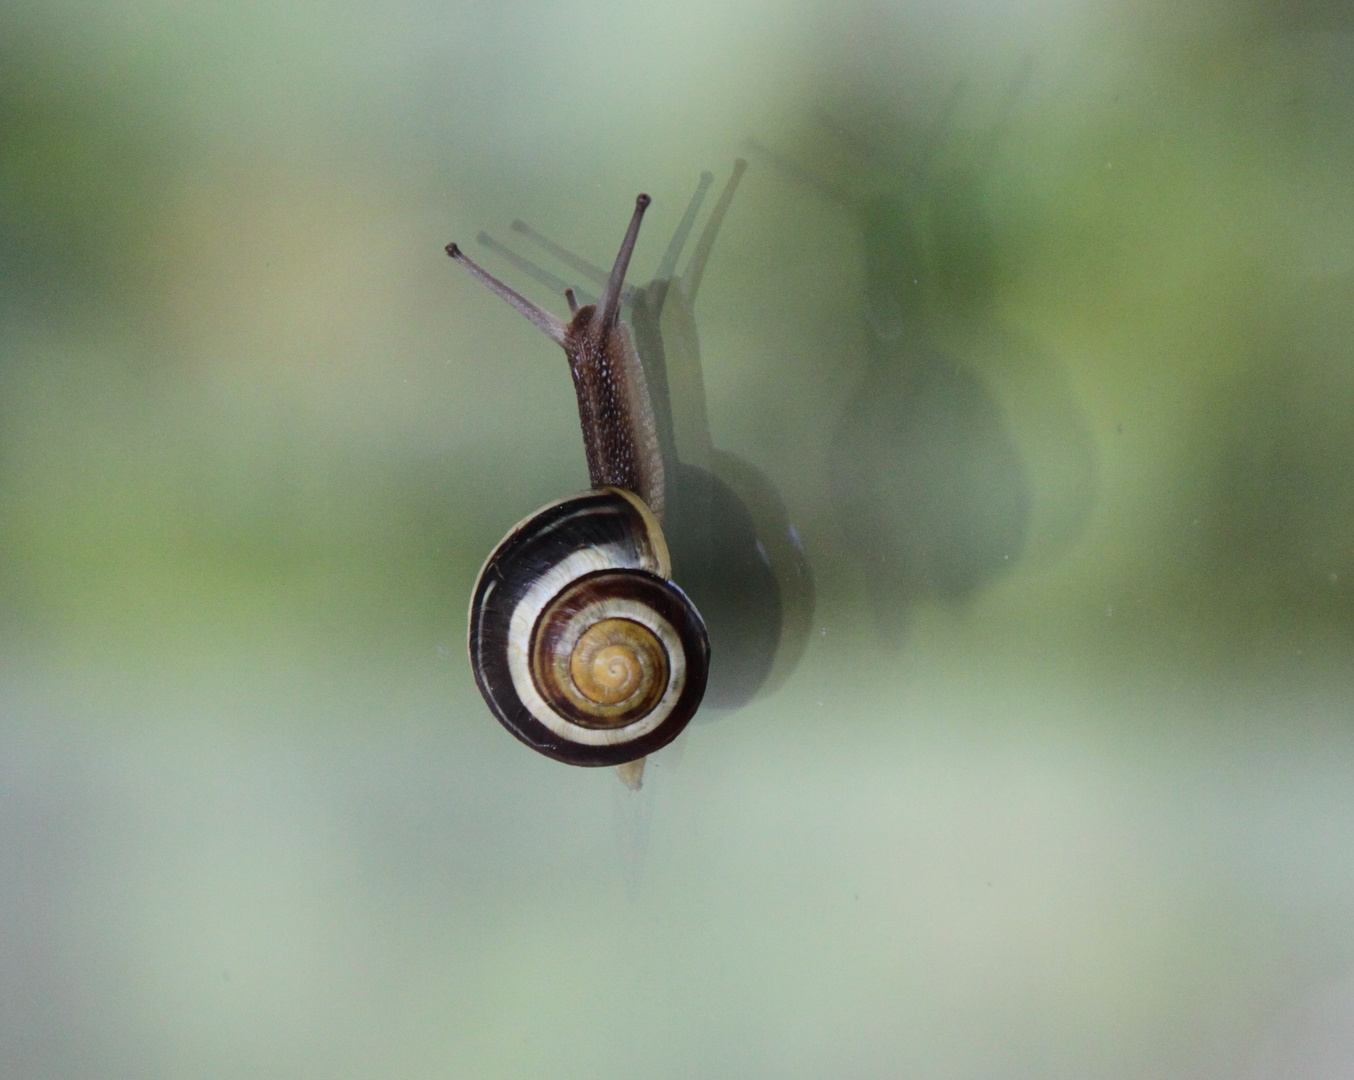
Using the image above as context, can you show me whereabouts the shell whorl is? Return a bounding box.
[469,488,709,766]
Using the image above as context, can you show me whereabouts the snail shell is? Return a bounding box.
[469,487,709,766]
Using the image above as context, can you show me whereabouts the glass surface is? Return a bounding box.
[3,2,1354,1077]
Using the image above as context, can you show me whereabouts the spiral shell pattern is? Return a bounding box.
[469,488,709,766]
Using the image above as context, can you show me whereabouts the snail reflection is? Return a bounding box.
[477,163,813,713]
[752,68,1095,635]
[447,166,813,784]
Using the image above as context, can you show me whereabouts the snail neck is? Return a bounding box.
[565,307,666,521]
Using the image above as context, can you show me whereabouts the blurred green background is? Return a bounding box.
[3,0,1354,1077]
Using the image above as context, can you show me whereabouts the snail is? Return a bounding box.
[447,194,710,774]
[478,162,814,710]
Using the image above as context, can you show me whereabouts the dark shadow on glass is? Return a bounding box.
[751,62,1095,638]
[1198,276,1354,633]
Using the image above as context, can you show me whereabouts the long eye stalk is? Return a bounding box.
[596,194,650,332]
[445,242,569,346]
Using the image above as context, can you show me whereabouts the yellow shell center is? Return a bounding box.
[569,618,665,706]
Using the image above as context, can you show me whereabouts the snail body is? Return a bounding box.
[479,162,815,710]
[448,195,709,770]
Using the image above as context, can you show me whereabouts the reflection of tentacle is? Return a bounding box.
[683,158,747,301]
[635,160,749,472]
[476,230,596,306]
[654,171,713,285]
[510,218,637,305]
